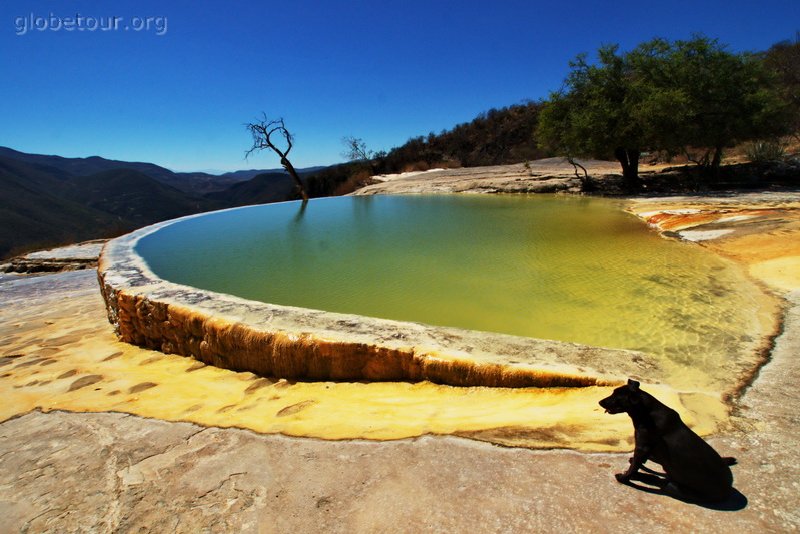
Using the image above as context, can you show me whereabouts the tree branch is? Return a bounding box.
[245,115,308,202]
[566,155,593,191]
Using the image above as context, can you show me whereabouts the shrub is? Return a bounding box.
[745,140,787,163]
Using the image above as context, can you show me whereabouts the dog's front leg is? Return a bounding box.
[616,446,649,483]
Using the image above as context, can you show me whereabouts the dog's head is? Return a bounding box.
[599,379,642,414]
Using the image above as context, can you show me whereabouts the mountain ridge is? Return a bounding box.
[0,148,327,258]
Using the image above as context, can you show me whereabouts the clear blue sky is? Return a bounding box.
[1,0,798,172]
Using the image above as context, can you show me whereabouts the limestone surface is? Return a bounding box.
[354,159,620,195]
[3,164,800,531]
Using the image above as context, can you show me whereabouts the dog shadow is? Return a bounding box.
[621,465,748,511]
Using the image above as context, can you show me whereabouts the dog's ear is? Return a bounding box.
[627,379,640,391]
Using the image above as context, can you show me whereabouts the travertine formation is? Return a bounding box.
[627,194,800,292]
[98,217,657,389]
[5,269,714,452]
[95,189,797,413]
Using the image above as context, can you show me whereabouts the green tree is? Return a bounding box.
[763,34,800,138]
[538,45,647,188]
[630,37,788,172]
[538,36,790,187]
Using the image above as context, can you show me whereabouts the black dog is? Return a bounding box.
[599,379,736,503]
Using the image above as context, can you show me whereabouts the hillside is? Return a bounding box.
[0,149,325,258]
[0,147,245,195]
[219,166,328,183]
[61,169,220,226]
[304,102,549,196]
[208,168,325,207]
[0,157,122,257]
[0,155,226,258]
[206,172,296,206]
[206,172,318,207]
[382,101,547,171]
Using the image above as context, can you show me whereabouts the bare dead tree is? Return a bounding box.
[341,136,373,162]
[245,115,308,203]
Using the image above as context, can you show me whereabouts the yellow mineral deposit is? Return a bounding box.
[629,197,800,293]
[0,274,726,452]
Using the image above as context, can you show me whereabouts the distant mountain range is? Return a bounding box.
[0,147,325,195]
[218,166,327,184]
[0,147,326,258]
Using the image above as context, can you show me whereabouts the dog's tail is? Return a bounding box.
[722,457,737,466]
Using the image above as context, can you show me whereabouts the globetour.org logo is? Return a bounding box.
[14,12,168,36]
